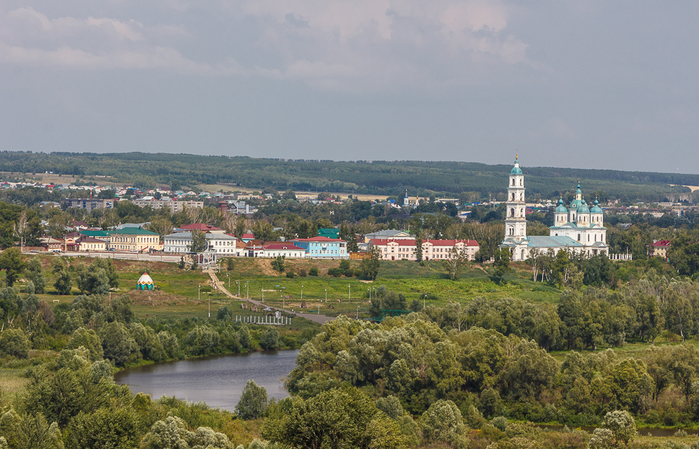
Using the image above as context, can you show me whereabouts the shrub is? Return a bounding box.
[0,328,30,359]
[309,267,319,276]
[286,271,295,278]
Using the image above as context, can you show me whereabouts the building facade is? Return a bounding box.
[109,228,162,252]
[369,238,480,261]
[291,237,348,259]
[63,198,116,212]
[163,231,238,256]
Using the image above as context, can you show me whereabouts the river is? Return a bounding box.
[114,350,299,411]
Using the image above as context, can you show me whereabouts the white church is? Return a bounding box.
[500,156,609,262]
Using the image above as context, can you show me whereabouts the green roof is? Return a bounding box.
[110,228,159,235]
[80,230,110,237]
[318,228,340,239]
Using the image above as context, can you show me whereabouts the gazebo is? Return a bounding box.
[137,272,154,291]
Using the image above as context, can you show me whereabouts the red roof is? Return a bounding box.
[264,243,305,251]
[179,223,221,232]
[653,240,671,247]
[292,236,346,242]
[242,233,255,239]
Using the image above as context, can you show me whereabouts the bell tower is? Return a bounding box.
[505,155,526,241]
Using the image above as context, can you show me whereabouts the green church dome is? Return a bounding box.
[555,197,568,213]
[510,155,523,175]
[590,198,603,214]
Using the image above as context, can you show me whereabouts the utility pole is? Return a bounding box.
[348,283,351,300]
[198,284,201,302]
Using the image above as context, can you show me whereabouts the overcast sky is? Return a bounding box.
[1,1,697,174]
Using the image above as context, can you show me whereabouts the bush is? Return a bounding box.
[0,328,30,359]
[327,268,343,277]
[309,267,319,276]
[298,269,307,277]
[286,271,295,278]
[260,327,280,351]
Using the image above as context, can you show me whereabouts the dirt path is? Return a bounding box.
[203,269,334,325]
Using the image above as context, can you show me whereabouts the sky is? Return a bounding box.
[1,1,698,174]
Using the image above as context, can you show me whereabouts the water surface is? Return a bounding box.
[114,350,299,411]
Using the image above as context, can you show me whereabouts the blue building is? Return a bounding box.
[291,236,348,259]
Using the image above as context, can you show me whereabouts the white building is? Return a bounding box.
[369,238,480,261]
[500,156,609,261]
[262,243,306,259]
[163,231,238,256]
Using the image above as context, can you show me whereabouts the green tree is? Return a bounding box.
[419,399,468,448]
[0,248,26,287]
[26,257,45,294]
[271,255,285,272]
[141,416,234,449]
[0,328,30,359]
[260,326,280,351]
[99,322,139,367]
[359,248,381,280]
[600,410,636,445]
[263,387,406,449]
[52,258,73,295]
[188,230,207,253]
[184,325,220,356]
[235,380,269,419]
[493,247,510,281]
[442,246,468,280]
[0,410,64,449]
[66,327,103,362]
[64,407,140,449]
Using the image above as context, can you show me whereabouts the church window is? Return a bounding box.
[512,179,515,186]
[588,235,590,242]
[520,179,523,186]
[510,208,515,217]
[577,234,581,241]
[511,193,515,201]
[521,249,525,259]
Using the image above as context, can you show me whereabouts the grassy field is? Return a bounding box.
[15,255,559,320]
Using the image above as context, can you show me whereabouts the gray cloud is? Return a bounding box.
[0,1,697,174]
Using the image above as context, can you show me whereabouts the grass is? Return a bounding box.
[0,368,28,403]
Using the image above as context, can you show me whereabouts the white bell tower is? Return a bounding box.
[505,155,526,241]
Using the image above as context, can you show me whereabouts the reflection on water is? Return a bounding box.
[114,350,299,411]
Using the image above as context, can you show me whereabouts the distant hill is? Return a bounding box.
[0,151,695,202]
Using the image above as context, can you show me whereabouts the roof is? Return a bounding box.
[510,156,523,175]
[137,272,154,285]
[242,233,255,239]
[292,236,346,243]
[318,228,340,239]
[110,228,159,236]
[81,230,110,237]
[78,237,106,243]
[263,243,305,251]
[178,223,221,232]
[590,199,603,214]
[653,240,671,247]
[365,229,415,238]
[370,239,479,247]
[527,236,582,248]
[555,198,568,214]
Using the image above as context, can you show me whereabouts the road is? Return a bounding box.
[203,269,334,325]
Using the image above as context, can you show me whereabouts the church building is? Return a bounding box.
[500,156,609,262]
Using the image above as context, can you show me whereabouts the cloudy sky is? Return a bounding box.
[1,1,697,173]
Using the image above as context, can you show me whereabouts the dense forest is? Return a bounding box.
[0,151,696,201]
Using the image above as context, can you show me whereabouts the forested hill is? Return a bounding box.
[0,151,695,201]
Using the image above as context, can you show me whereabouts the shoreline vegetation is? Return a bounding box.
[2,255,699,447]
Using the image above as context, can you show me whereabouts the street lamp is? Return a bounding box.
[227,273,230,289]
[261,289,264,302]
[301,284,304,300]
[236,280,240,296]
[198,284,201,302]
[356,305,360,319]
[208,292,211,319]
[246,281,249,299]
[348,283,351,301]
[325,288,327,301]
[423,293,427,309]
